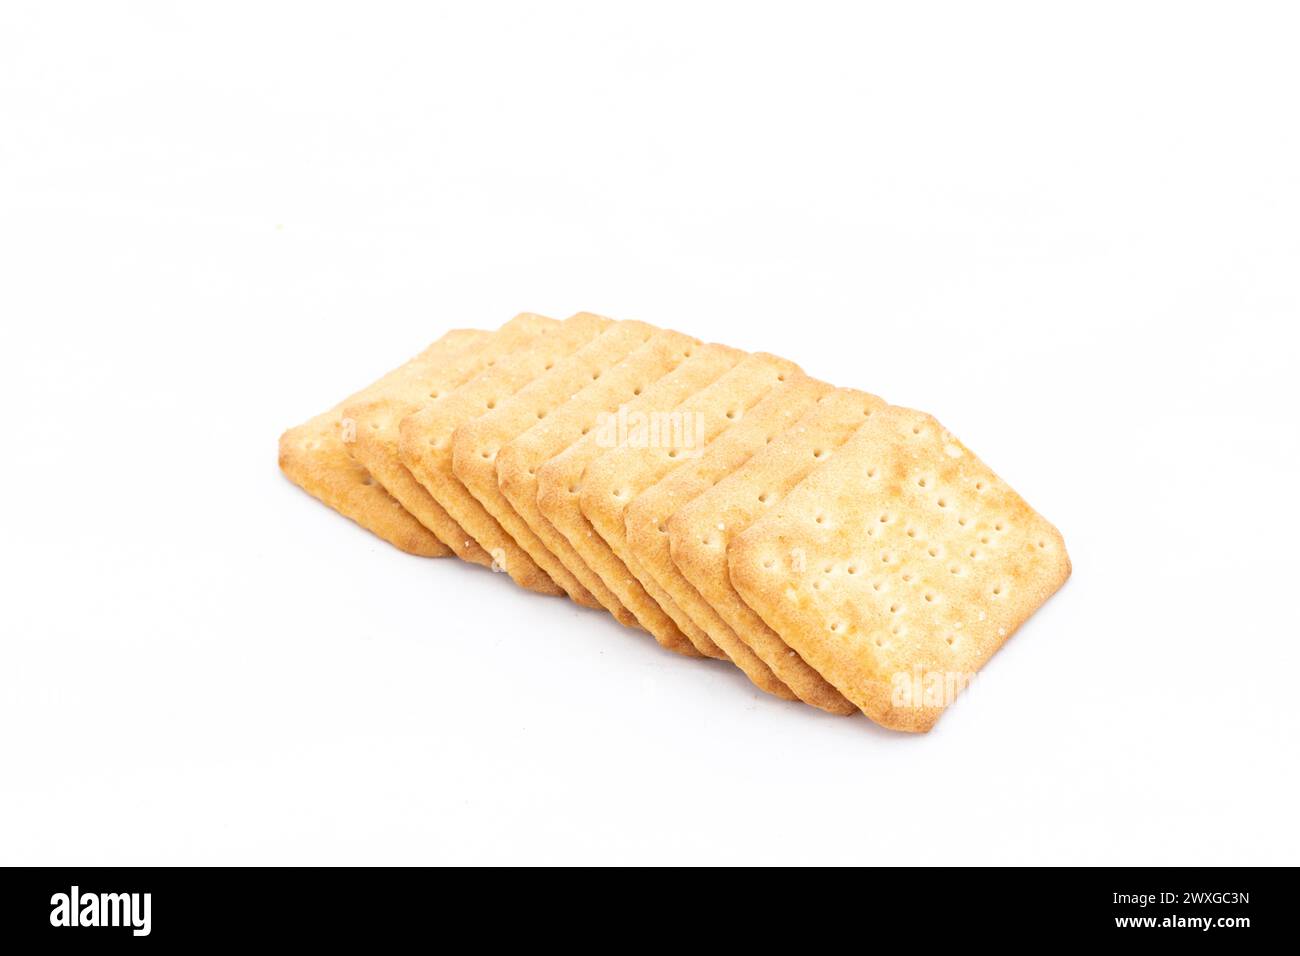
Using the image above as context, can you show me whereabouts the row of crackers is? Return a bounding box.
[280,313,1070,731]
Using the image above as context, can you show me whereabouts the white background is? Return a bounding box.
[2,2,1297,865]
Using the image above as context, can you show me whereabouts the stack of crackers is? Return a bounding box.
[280,313,1070,731]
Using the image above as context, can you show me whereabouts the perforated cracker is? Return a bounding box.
[396,313,612,597]
[578,352,802,658]
[623,374,830,699]
[343,313,557,565]
[536,343,743,655]
[669,389,883,714]
[278,327,488,555]
[727,403,1071,732]
[460,328,699,628]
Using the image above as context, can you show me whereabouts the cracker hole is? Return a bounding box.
[878,513,889,523]
[485,399,496,410]
[480,449,494,460]
[901,573,911,582]
[950,565,962,575]
[667,449,678,459]
[813,448,825,459]
[958,517,967,526]
[968,549,977,559]
[536,410,546,419]
[815,513,825,524]
[995,522,1004,531]
[762,558,775,569]
[992,585,1002,596]
[847,565,858,574]
[777,373,786,382]
[591,371,601,380]
[946,636,955,646]
[917,478,927,488]
[428,390,440,399]
[937,498,947,508]
[928,547,938,557]
[544,362,554,371]
[828,621,840,632]
[581,426,590,436]
[633,387,642,396]
[823,564,834,574]
[567,485,577,495]
[867,468,877,478]
[726,410,737,420]
[906,528,916,538]
[657,524,667,534]
[924,592,934,602]
[1038,539,1047,549]
[758,492,769,503]
[975,481,984,491]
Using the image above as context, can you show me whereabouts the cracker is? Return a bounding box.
[623,375,830,699]
[536,344,743,655]
[727,403,1071,732]
[669,389,885,714]
[343,313,558,565]
[278,327,487,555]
[397,313,613,597]
[459,327,699,626]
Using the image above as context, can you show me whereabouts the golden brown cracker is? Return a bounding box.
[278,328,488,555]
[727,403,1071,732]
[461,328,700,626]
[343,313,557,565]
[397,313,612,597]
[579,353,803,658]
[536,343,743,655]
[669,389,885,714]
[624,375,831,699]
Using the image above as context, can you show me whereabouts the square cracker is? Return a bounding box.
[342,313,557,566]
[536,343,743,656]
[578,352,802,658]
[278,327,487,555]
[397,313,613,598]
[623,374,830,700]
[669,388,885,715]
[727,403,1071,732]
[458,327,700,629]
